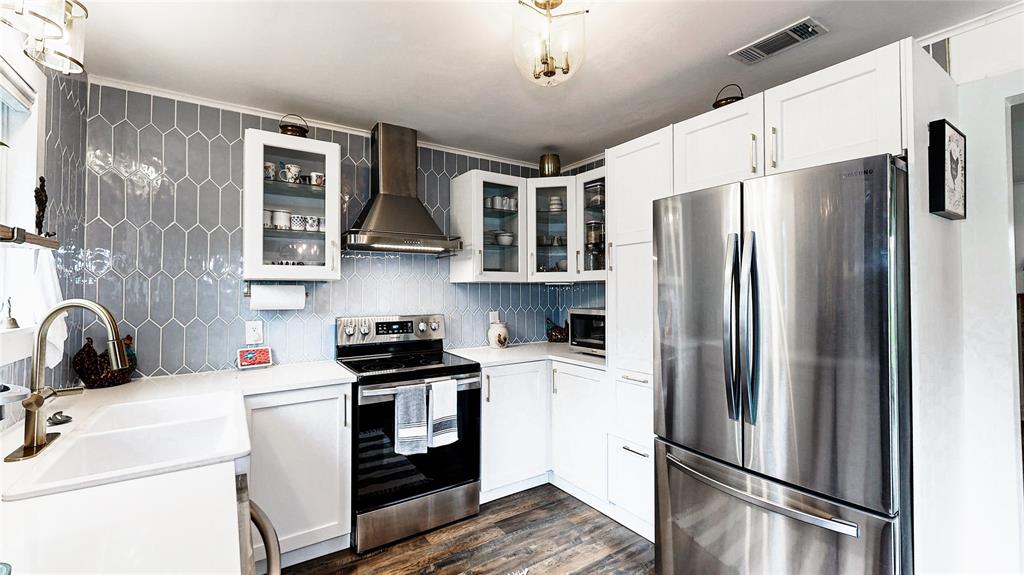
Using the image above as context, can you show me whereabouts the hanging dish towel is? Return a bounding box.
[394,384,428,455]
[428,379,459,448]
[33,250,66,369]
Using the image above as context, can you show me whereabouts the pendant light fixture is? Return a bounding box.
[0,0,64,40]
[513,0,587,87]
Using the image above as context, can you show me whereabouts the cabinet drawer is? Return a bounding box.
[613,379,653,446]
[608,434,654,524]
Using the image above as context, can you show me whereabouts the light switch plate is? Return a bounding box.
[245,320,264,345]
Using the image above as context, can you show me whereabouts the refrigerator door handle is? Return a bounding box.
[739,231,761,425]
[665,452,860,538]
[722,233,740,420]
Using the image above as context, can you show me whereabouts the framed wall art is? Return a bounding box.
[929,119,966,220]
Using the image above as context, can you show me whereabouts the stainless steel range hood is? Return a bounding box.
[342,123,462,254]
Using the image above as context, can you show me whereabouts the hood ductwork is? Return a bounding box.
[342,123,462,254]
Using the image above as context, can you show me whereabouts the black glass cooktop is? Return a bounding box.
[339,351,479,384]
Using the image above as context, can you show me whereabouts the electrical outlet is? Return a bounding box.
[245,320,264,345]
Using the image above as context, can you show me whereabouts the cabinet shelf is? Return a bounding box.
[263,227,326,241]
[483,207,519,218]
[484,243,519,249]
[263,179,326,199]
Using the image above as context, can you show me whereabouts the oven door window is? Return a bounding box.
[355,388,481,514]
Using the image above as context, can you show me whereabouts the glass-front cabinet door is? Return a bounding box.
[243,129,341,280]
[450,170,527,282]
[528,176,577,283]
[574,167,607,281]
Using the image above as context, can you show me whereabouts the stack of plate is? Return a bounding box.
[548,197,565,211]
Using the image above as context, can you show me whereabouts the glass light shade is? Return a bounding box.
[513,1,585,87]
[23,13,85,74]
[0,0,64,39]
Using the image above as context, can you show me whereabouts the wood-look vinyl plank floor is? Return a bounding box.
[283,484,654,575]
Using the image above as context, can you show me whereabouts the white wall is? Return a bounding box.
[906,45,971,573]
[948,7,1024,85]
[957,69,1024,574]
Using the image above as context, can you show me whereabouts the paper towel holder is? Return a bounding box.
[242,281,309,299]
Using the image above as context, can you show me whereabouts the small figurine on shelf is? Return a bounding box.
[546,318,569,343]
[33,176,47,236]
[72,334,138,389]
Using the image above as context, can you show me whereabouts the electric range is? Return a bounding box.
[335,314,481,553]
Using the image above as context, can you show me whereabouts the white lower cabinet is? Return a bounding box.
[607,434,655,525]
[245,384,352,559]
[551,362,611,500]
[481,362,550,496]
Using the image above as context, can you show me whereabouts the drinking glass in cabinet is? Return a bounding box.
[535,186,569,273]
[582,177,606,272]
[482,181,520,273]
[261,145,328,267]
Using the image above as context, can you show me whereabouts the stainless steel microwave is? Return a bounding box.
[569,308,606,356]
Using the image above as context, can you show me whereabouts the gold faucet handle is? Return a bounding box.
[21,385,85,411]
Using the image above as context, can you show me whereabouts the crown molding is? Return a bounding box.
[915,1,1024,46]
[562,152,605,172]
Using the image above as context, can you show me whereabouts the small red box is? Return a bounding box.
[237,346,273,369]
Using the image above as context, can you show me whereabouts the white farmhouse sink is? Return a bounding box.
[83,393,233,433]
[3,391,250,501]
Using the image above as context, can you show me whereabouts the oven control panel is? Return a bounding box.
[376,320,413,335]
[336,314,445,344]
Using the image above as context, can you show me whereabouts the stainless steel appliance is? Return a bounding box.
[336,314,482,553]
[653,154,912,574]
[341,123,463,254]
[568,308,606,356]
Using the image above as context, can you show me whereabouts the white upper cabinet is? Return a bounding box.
[674,93,765,193]
[573,167,607,281]
[242,129,342,280]
[528,176,578,283]
[606,126,674,245]
[480,362,550,493]
[764,42,902,174]
[450,170,528,283]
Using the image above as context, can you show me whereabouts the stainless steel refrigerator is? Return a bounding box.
[653,154,913,575]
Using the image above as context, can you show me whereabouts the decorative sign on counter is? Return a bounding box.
[237,346,273,369]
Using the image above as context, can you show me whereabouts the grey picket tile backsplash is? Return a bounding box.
[79,84,604,377]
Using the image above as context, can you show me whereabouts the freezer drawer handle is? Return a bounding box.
[665,453,859,538]
[722,233,740,421]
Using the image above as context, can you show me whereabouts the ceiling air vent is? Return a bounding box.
[729,17,829,65]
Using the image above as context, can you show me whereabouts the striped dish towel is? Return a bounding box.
[395,384,428,455]
[428,379,458,447]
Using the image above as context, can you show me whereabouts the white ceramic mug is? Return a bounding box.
[279,163,301,183]
[271,210,291,229]
[305,215,319,231]
[310,172,325,187]
[263,162,276,180]
[290,214,306,231]
[263,209,272,228]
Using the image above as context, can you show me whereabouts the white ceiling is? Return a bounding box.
[84,0,1008,164]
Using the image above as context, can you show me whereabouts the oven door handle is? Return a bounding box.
[359,376,481,403]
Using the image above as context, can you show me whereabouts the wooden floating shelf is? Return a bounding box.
[0,224,59,250]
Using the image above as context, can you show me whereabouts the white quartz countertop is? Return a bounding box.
[449,342,606,370]
[0,359,357,573]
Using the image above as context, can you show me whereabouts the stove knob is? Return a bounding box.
[418,322,427,333]
[430,321,439,331]
[344,325,355,337]
[359,323,370,336]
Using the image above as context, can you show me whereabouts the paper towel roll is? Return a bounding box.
[249,284,306,311]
